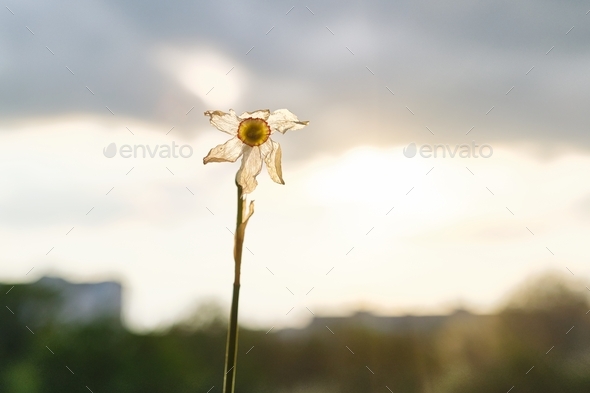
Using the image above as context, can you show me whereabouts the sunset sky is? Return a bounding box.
[1,0,590,331]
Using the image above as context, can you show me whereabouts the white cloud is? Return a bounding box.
[155,45,246,109]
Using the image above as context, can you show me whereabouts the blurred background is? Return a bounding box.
[2,0,590,391]
[1,272,590,392]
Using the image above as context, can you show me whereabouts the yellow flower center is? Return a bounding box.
[237,118,271,147]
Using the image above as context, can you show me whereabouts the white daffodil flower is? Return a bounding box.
[203,108,309,195]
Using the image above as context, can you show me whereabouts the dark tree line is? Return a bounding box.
[1,271,589,393]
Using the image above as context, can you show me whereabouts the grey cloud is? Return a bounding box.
[1,0,589,158]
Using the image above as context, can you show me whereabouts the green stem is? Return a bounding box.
[223,182,248,393]
[223,284,240,393]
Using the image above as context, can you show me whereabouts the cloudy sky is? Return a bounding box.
[2,0,590,331]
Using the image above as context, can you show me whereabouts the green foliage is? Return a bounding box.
[1,272,590,393]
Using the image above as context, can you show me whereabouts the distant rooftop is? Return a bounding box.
[279,308,492,338]
[32,276,122,325]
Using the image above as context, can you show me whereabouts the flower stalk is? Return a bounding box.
[223,181,254,393]
[202,108,307,393]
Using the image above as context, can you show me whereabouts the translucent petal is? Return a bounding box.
[259,139,284,184]
[267,109,309,134]
[203,137,245,164]
[236,146,263,194]
[238,109,270,120]
[204,109,240,135]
